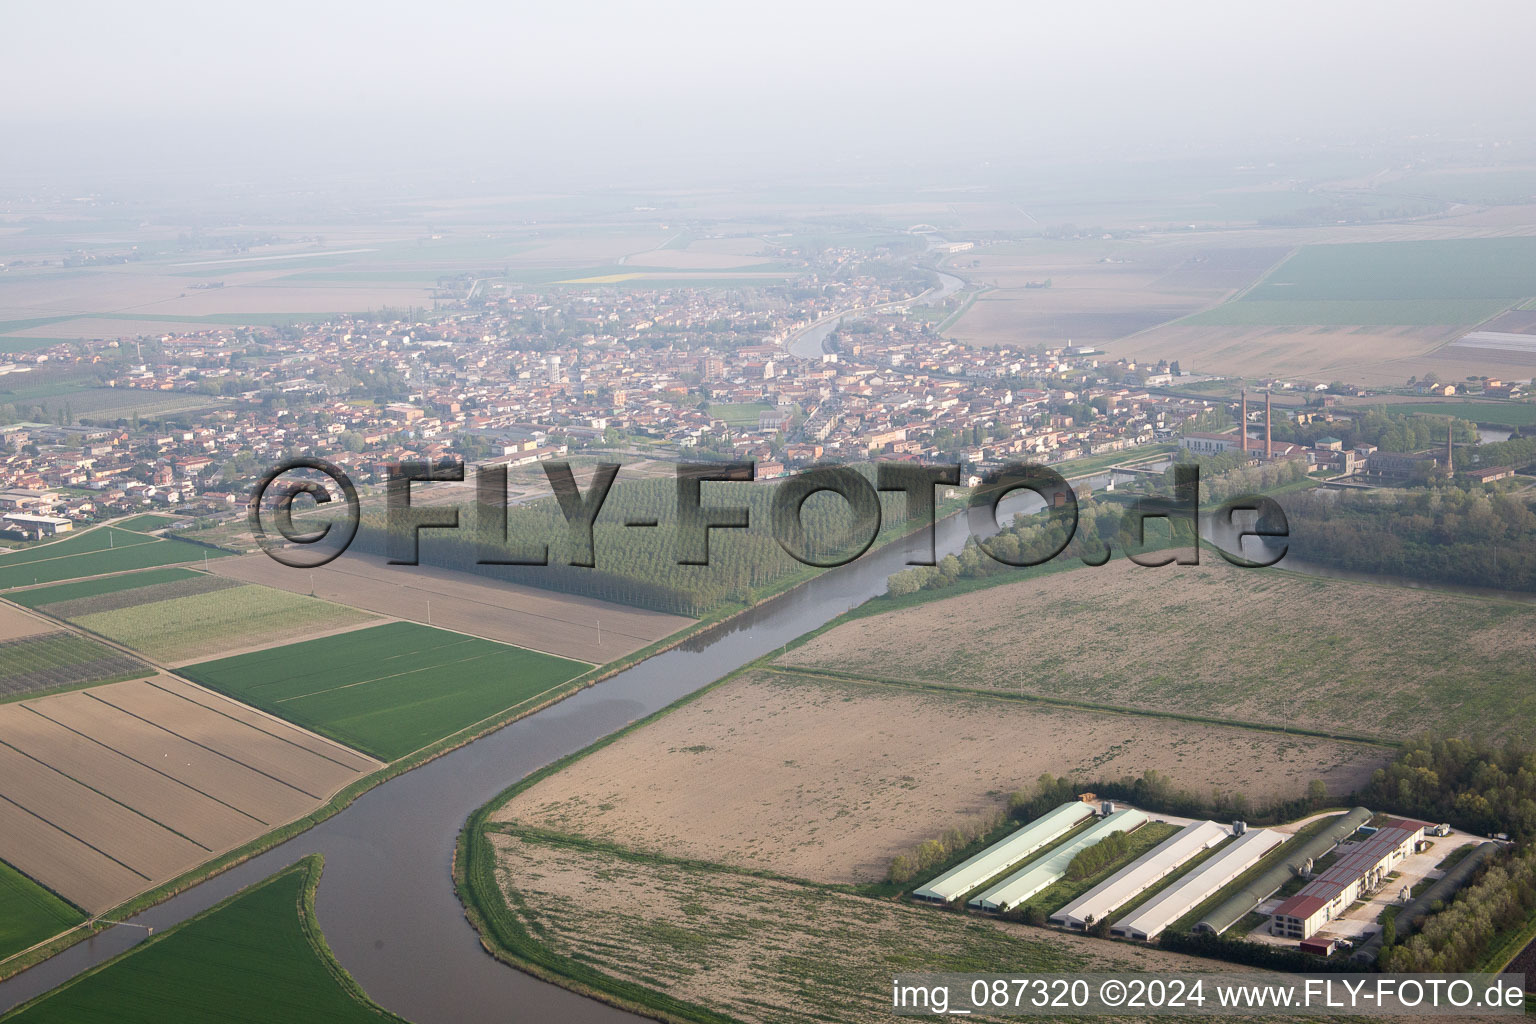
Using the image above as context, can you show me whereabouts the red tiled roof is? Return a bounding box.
[1273,820,1426,921]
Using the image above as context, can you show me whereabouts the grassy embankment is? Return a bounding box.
[0,856,404,1023]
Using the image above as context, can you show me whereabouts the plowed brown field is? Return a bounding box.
[0,676,381,912]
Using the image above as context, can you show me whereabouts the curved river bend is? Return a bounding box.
[789,271,964,360]
[0,515,981,1023]
[4,504,1513,1022]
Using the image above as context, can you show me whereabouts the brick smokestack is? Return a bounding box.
[1265,391,1272,460]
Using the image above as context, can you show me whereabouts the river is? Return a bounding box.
[5,483,1522,1020]
[0,514,984,1023]
[788,271,964,360]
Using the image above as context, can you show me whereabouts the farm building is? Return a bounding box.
[911,801,1096,903]
[969,808,1147,913]
[1466,466,1514,485]
[1050,820,1228,930]
[2,513,73,538]
[1269,818,1428,939]
[1195,807,1372,936]
[1112,827,1286,941]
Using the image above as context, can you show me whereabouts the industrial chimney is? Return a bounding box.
[1265,391,1272,460]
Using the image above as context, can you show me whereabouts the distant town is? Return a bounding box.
[0,267,1526,539]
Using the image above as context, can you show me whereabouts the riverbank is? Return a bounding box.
[0,493,973,1004]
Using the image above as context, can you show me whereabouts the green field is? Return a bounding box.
[112,515,182,534]
[1389,402,1536,428]
[0,337,66,354]
[1249,238,1536,302]
[0,527,231,589]
[180,622,588,760]
[1386,168,1536,207]
[1184,237,1536,327]
[0,633,152,702]
[0,857,402,1023]
[0,383,219,419]
[71,583,377,663]
[0,861,82,964]
[707,402,773,427]
[3,568,205,608]
[27,574,240,621]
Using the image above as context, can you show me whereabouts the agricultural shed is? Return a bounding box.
[911,801,1096,903]
[1193,806,1372,936]
[969,809,1147,913]
[1112,827,1286,941]
[1050,820,1227,929]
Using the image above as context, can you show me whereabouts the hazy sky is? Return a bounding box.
[3,1,1533,190]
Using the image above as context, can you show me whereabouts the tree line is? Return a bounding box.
[1272,409,1476,453]
[1167,452,1309,505]
[1284,488,1536,592]
[886,808,1010,885]
[351,469,920,618]
[884,501,1197,597]
[1362,735,1536,841]
[1017,770,1333,831]
[1065,830,1134,881]
[1380,844,1536,972]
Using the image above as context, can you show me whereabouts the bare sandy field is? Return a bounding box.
[949,283,1201,347]
[488,828,1240,1024]
[1147,246,1292,292]
[496,671,1385,885]
[210,551,693,662]
[4,319,230,341]
[0,675,381,912]
[0,603,54,641]
[0,266,433,335]
[27,693,317,823]
[686,236,772,256]
[941,243,1225,348]
[0,742,206,880]
[1098,322,1467,384]
[91,679,370,795]
[780,560,1536,741]
[0,797,147,915]
[0,708,263,850]
[150,675,379,771]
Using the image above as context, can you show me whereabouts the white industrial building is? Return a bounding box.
[1111,827,1286,941]
[1050,820,1228,930]
[912,801,1095,903]
[970,809,1148,913]
[1,512,72,538]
